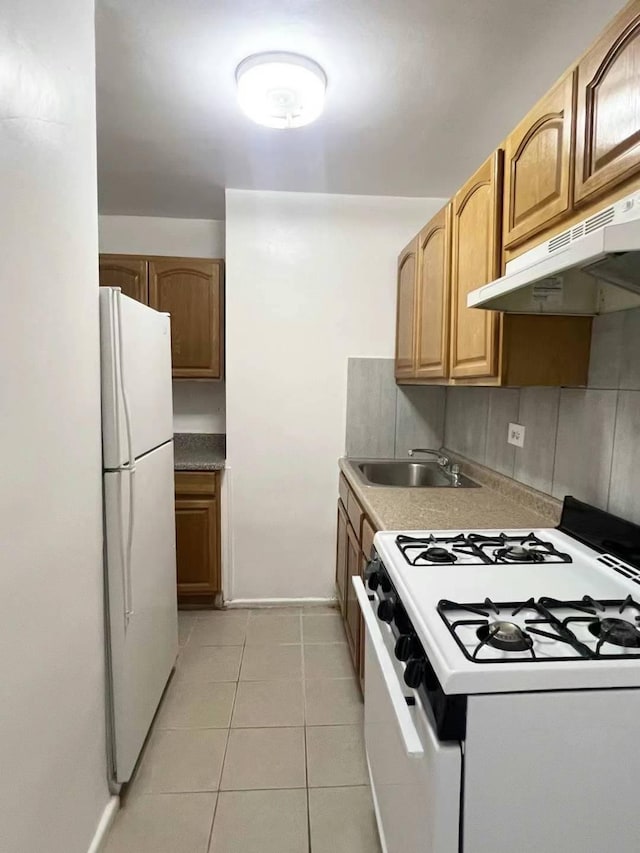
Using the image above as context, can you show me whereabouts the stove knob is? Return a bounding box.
[394,634,415,661]
[404,657,425,689]
[394,604,411,634]
[379,573,392,594]
[377,599,396,623]
[367,570,381,592]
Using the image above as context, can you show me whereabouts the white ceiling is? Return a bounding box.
[96,0,626,220]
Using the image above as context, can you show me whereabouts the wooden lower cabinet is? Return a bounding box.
[175,471,221,607]
[345,522,361,663]
[335,475,378,689]
[336,500,349,617]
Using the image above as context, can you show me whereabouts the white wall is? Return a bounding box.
[99,215,226,434]
[172,381,226,433]
[225,190,446,600]
[0,2,112,851]
[99,215,225,257]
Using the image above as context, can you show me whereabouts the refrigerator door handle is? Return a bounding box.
[114,289,136,473]
[116,473,132,625]
[125,468,136,621]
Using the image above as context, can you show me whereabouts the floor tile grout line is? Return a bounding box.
[212,622,246,812]
[301,609,313,852]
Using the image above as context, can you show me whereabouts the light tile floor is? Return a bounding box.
[104,607,382,853]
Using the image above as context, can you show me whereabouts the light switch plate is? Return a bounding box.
[508,422,525,448]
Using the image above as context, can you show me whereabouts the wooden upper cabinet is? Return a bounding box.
[450,151,503,380]
[99,255,148,303]
[575,0,640,205]
[415,204,452,380]
[395,237,419,378]
[504,71,575,248]
[149,259,223,379]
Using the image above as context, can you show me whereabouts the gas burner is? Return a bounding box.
[495,545,545,563]
[588,617,640,648]
[395,532,572,567]
[419,547,457,564]
[438,596,640,663]
[476,621,533,652]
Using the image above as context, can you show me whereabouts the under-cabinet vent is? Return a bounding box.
[548,230,571,253]
[597,553,640,586]
[545,202,621,257]
[585,206,615,234]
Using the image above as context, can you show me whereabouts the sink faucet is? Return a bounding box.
[407,447,450,468]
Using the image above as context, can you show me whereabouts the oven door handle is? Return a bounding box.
[353,576,424,757]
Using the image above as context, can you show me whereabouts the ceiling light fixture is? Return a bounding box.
[235,52,326,129]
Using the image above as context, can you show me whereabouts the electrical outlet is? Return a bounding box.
[508,422,525,448]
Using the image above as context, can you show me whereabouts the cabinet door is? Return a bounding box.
[450,151,503,380]
[415,205,451,379]
[175,497,219,598]
[359,554,366,691]
[504,71,575,247]
[99,255,148,303]
[149,259,223,378]
[575,1,640,204]
[395,237,419,379]
[175,473,220,602]
[336,500,349,616]
[345,521,361,671]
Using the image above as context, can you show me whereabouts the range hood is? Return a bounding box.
[468,191,640,315]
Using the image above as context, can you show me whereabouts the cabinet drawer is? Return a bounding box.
[347,488,364,540]
[362,517,376,561]
[175,471,218,496]
[338,473,350,508]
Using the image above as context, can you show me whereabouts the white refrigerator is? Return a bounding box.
[99,287,178,785]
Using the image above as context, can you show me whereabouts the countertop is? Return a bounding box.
[339,454,562,532]
[174,433,226,471]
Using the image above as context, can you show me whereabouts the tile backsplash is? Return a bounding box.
[345,358,445,459]
[345,309,640,525]
[442,308,640,524]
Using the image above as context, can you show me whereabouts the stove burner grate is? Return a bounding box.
[588,617,640,648]
[395,532,572,567]
[438,596,640,663]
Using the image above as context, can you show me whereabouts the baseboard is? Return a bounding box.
[225,596,337,609]
[87,796,119,853]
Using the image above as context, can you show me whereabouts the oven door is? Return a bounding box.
[354,577,461,853]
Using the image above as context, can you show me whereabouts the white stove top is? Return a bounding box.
[374,527,640,695]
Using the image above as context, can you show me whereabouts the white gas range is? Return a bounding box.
[354,496,640,853]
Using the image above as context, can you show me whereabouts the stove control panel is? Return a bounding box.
[365,551,467,741]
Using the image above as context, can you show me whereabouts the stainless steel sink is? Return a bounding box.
[349,459,480,489]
